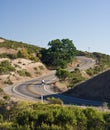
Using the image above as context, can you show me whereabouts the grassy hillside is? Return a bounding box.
[1,37,110,103]
[78,50,110,70]
[56,51,110,103]
[0,38,42,61]
[0,38,41,53]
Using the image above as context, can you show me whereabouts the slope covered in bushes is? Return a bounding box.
[0,101,110,130]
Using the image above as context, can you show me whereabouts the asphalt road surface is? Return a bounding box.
[12,56,103,106]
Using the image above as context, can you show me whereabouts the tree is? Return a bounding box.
[41,39,77,68]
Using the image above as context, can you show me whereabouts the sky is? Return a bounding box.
[0,0,110,55]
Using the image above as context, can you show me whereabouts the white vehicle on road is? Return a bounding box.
[41,79,45,84]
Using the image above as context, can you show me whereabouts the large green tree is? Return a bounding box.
[41,39,77,68]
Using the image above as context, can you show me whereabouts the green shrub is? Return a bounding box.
[17,70,31,77]
[47,97,63,105]
[3,95,10,100]
[86,65,104,76]
[0,88,3,92]
[34,67,38,70]
[56,68,71,80]
[0,60,15,75]
[68,68,85,88]
[86,68,94,76]
[4,78,13,85]
[0,114,3,123]
[0,102,109,130]
[25,71,31,77]
[39,65,44,70]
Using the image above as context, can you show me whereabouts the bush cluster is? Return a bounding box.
[0,40,41,53]
[56,68,85,88]
[17,69,31,77]
[0,60,15,75]
[86,65,104,76]
[0,102,110,130]
[0,40,41,61]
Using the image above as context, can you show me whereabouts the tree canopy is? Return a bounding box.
[41,39,77,68]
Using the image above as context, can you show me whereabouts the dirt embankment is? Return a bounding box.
[64,69,110,102]
[0,38,5,43]
[0,58,50,88]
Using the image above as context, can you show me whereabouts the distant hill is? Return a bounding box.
[64,69,110,102]
[0,37,42,61]
[0,37,41,54]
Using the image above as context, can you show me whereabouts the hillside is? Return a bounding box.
[64,69,110,102]
[0,38,50,88]
[1,37,110,104]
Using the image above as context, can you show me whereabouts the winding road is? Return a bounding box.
[12,56,103,106]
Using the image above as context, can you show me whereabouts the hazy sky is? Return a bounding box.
[0,0,110,54]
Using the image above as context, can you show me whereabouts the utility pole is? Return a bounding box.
[88,47,90,57]
[41,95,43,103]
[88,47,90,52]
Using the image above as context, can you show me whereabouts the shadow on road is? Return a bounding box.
[41,93,103,107]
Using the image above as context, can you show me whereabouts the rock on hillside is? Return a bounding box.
[64,69,110,102]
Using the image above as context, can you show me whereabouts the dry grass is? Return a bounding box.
[0,47,17,54]
[55,81,68,92]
